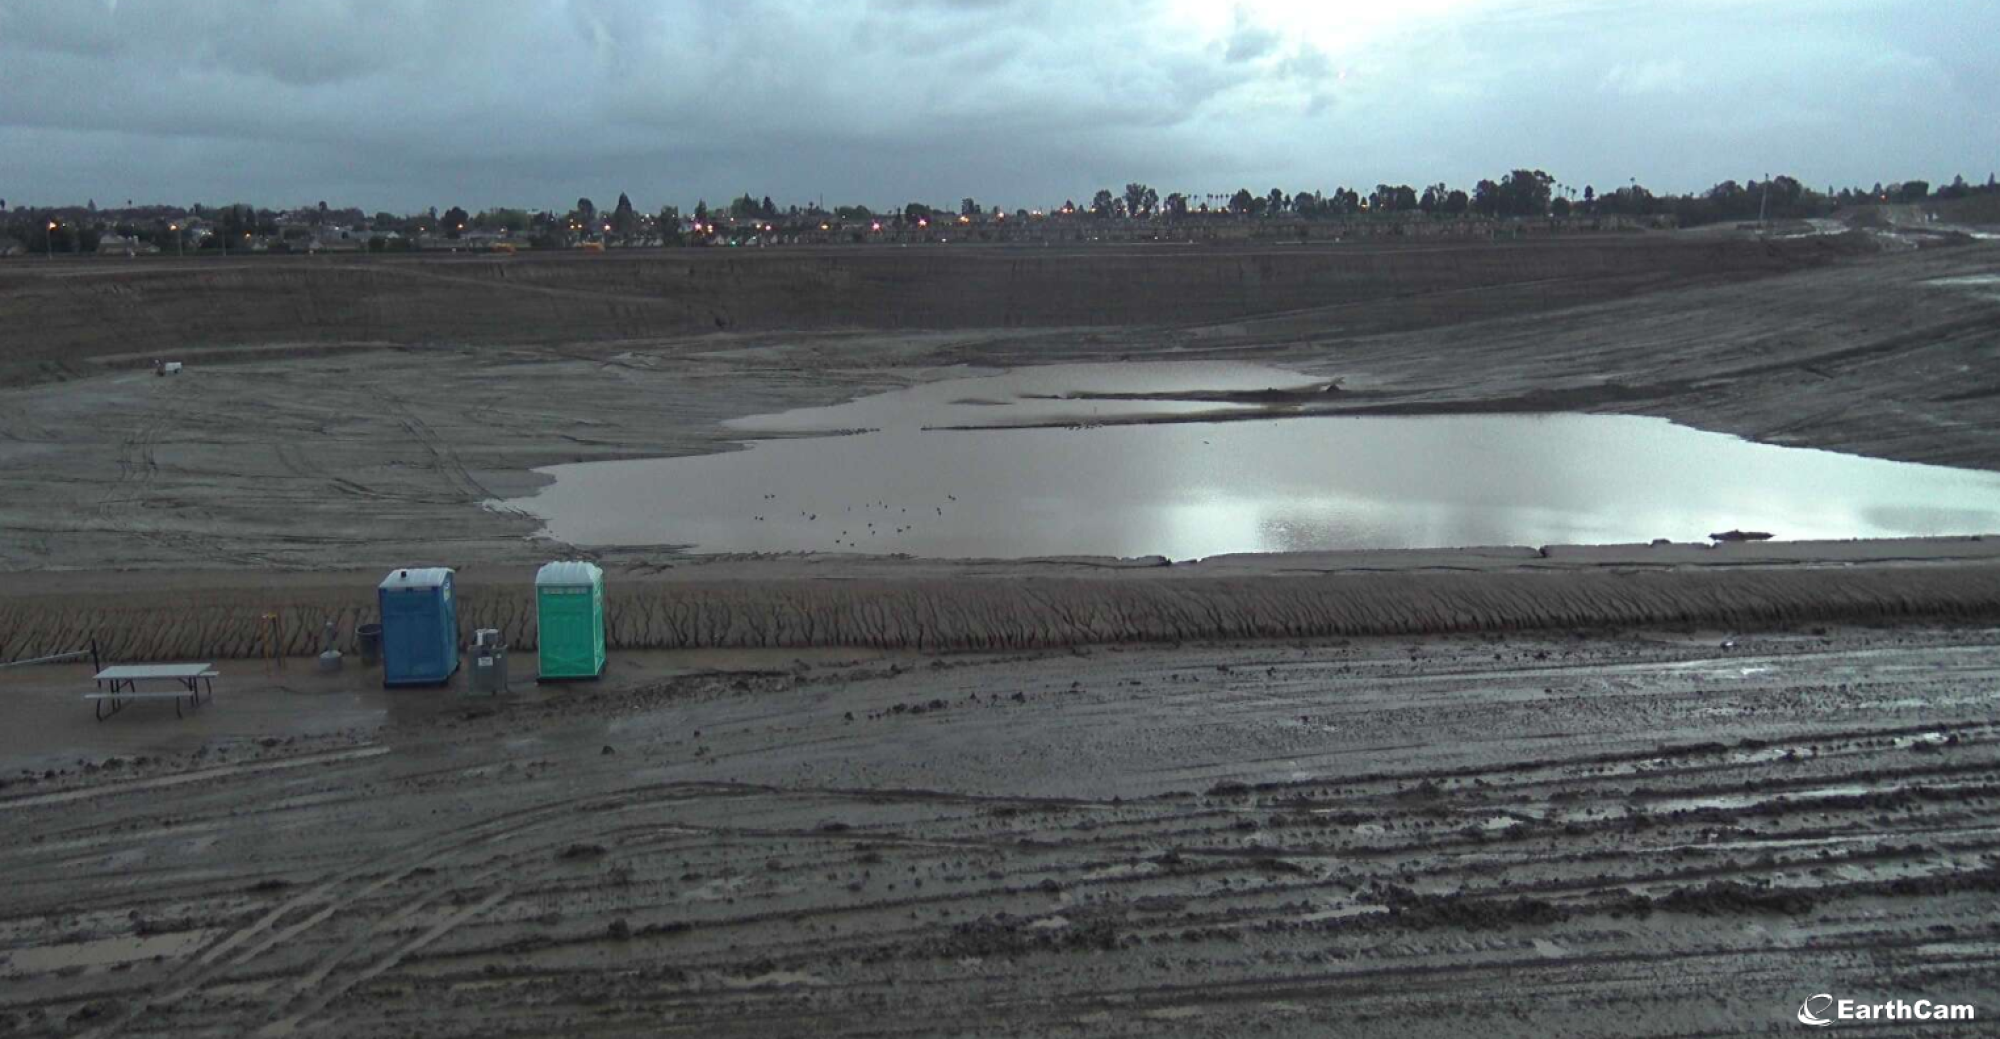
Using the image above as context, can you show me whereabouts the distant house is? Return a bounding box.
[0,236,24,257]
[308,225,363,252]
[95,233,158,256]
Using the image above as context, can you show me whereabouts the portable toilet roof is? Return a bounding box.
[380,567,455,591]
[535,561,602,587]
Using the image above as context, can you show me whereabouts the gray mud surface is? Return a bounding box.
[2,230,1998,1035]
[4,624,1998,1036]
[2,235,1997,571]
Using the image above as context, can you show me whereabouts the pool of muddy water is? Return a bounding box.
[492,363,2000,560]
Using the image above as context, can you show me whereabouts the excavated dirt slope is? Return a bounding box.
[0,235,1868,387]
[1,235,1996,581]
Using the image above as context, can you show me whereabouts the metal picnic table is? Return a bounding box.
[89,664,217,721]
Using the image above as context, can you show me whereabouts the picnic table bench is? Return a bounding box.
[88,664,217,721]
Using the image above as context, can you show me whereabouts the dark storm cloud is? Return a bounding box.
[0,0,1993,212]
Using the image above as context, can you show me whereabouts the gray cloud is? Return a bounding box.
[0,0,1993,212]
[1224,9,1280,63]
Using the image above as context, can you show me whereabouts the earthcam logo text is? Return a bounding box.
[1798,993,1977,1026]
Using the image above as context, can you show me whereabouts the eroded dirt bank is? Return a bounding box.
[3,539,1998,662]
[3,622,1995,1036]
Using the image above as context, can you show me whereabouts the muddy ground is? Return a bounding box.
[4,623,1998,1036]
[2,227,1999,1034]
[0,231,1996,573]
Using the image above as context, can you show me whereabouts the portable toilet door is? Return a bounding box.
[378,568,460,686]
[535,561,605,679]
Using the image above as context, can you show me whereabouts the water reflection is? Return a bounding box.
[495,411,2000,560]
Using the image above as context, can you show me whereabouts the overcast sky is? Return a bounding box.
[1,0,1994,214]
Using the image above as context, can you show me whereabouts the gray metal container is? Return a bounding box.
[469,629,507,695]
[356,623,383,667]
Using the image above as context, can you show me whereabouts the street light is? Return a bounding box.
[46,221,56,260]
[169,223,181,257]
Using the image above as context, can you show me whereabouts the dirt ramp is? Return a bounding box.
[5,562,1998,663]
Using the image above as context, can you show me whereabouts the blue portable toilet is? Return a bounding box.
[377,568,459,687]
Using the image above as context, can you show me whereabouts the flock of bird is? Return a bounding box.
[747,492,960,548]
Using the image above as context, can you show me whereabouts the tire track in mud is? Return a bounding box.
[474,742,1996,1035]
[88,410,164,548]
[256,751,2000,1029]
[52,773,777,1038]
[12,628,2000,1035]
[61,776,519,1037]
[386,395,492,502]
[250,873,517,1038]
[0,746,390,811]
[393,640,2000,1034]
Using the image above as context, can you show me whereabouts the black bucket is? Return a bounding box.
[356,623,383,667]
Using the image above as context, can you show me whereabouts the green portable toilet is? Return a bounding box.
[535,561,605,680]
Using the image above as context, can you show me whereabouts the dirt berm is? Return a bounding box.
[4,539,1996,662]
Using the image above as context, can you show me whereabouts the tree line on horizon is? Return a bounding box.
[4,170,1995,255]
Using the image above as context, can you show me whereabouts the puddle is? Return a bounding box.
[1646,784,1877,815]
[1297,902,1386,923]
[718,969,828,990]
[493,364,2000,560]
[1643,776,1979,816]
[0,746,390,811]
[2,929,214,976]
[1924,274,2000,299]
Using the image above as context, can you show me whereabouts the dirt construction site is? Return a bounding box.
[3,222,2000,1035]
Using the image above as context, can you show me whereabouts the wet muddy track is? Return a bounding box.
[4,623,1997,1036]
